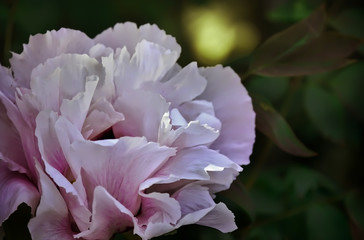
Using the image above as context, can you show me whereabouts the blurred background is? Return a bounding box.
[1,0,363,239]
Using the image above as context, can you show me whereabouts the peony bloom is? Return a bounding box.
[0,22,255,239]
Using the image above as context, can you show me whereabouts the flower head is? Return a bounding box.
[0,22,255,239]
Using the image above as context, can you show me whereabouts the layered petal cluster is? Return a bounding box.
[0,22,255,240]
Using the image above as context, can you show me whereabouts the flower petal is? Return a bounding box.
[10,28,93,88]
[135,192,181,239]
[148,62,207,107]
[68,137,175,214]
[75,186,135,240]
[82,98,124,139]
[113,89,170,142]
[198,65,256,165]
[0,101,27,174]
[0,91,39,180]
[28,163,75,240]
[36,111,71,174]
[0,65,18,102]
[30,54,103,115]
[141,146,241,191]
[43,160,91,232]
[197,202,237,233]
[158,112,219,148]
[0,162,39,225]
[94,22,181,56]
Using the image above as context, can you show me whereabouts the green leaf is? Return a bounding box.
[252,94,316,157]
[267,0,315,22]
[306,203,352,240]
[329,8,364,38]
[253,32,362,77]
[250,5,326,74]
[304,84,348,144]
[330,61,364,121]
[246,76,289,103]
[285,166,339,198]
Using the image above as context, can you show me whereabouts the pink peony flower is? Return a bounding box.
[0,22,255,240]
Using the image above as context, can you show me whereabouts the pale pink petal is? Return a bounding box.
[178,100,221,130]
[0,92,39,180]
[28,163,75,240]
[113,90,170,142]
[198,65,256,165]
[68,137,175,214]
[172,185,237,233]
[75,186,135,240]
[82,98,124,139]
[0,101,27,173]
[30,54,103,113]
[60,75,98,130]
[140,146,241,191]
[10,28,93,88]
[145,62,207,107]
[131,40,179,85]
[94,22,181,56]
[88,43,113,60]
[134,192,181,239]
[35,111,68,174]
[197,203,237,233]
[0,65,18,102]
[112,40,179,91]
[43,160,91,232]
[158,113,219,148]
[0,162,39,225]
[54,116,84,177]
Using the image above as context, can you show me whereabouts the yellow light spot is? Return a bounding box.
[183,3,260,64]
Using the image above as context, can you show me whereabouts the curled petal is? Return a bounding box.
[141,146,241,191]
[134,192,181,239]
[10,28,93,88]
[75,186,135,240]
